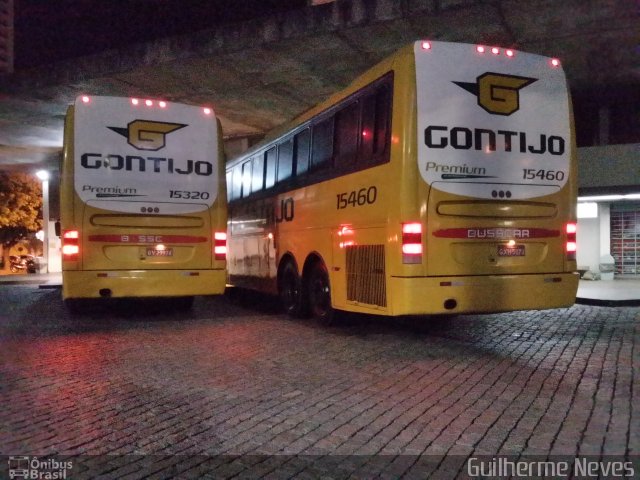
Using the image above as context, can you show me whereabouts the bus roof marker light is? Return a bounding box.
[476,45,485,53]
[159,101,167,108]
[491,47,500,55]
[505,49,515,57]
[145,99,153,107]
[421,41,432,50]
[203,107,213,115]
[81,96,90,103]
[551,58,560,67]
[131,98,139,106]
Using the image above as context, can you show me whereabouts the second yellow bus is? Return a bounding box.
[226,41,579,322]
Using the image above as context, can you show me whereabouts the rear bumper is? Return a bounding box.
[387,272,579,316]
[62,269,226,300]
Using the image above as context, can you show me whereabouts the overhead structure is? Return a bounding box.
[0,0,637,171]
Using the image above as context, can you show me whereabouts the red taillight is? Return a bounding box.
[566,223,577,260]
[214,231,227,261]
[62,230,80,260]
[402,222,423,264]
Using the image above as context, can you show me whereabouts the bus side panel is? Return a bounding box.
[227,197,277,293]
[276,166,394,312]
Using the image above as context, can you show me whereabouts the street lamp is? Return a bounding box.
[36,170,50,273]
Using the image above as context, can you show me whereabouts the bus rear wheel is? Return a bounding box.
[307,262,334,325]
[279,262,305,318]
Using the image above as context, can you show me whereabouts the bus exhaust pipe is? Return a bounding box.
[444,299,457,310]
[99,289,112,298]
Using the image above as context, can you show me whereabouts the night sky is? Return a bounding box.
[14,0,307,68]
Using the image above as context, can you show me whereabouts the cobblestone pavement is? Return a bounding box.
[0,285,638,478]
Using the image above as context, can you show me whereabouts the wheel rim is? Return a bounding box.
[281,270,299,313]
[310,270,330,319]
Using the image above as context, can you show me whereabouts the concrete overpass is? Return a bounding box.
[0,0,637,172]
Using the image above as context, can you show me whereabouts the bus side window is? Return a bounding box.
[311,117,334,170]
[294,128,310,176]
[360,93,376,163]
[231,164,243,200]
[226,171,233,201]
[277,138,293,183]
[374,83,391,157]
[252,155,265,193]
[334,100,360,169]
[265,147,277,189]
[241,160,252,198]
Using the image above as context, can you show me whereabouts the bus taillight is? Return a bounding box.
[214,231,227,260]
[62,230,80,260]
[402,222,423,264]
[566,223,577,260]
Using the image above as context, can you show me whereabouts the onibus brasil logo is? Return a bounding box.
[8,456,73,479]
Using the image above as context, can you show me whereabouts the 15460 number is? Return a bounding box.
[336,186,378,209]
[522,169,565,181]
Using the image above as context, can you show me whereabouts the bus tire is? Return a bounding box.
[279,261,305,318]
[307,261,334,325]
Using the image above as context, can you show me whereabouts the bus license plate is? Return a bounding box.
[146,248,173,257]
[498,245,525,257]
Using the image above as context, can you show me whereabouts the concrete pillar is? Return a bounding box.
[599,202,611,258]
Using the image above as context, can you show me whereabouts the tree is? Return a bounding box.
[0,172,42,268]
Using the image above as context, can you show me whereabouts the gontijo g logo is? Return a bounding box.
[453,73,537,116]
[108,120,187,151]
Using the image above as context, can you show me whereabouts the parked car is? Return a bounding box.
[9,255,38,274]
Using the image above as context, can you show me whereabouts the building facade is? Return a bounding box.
[575,85,640,278]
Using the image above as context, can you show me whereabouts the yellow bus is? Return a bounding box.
[59,95,227,310]
[226,41,579,322]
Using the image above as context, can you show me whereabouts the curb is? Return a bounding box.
[575,297,640,307]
